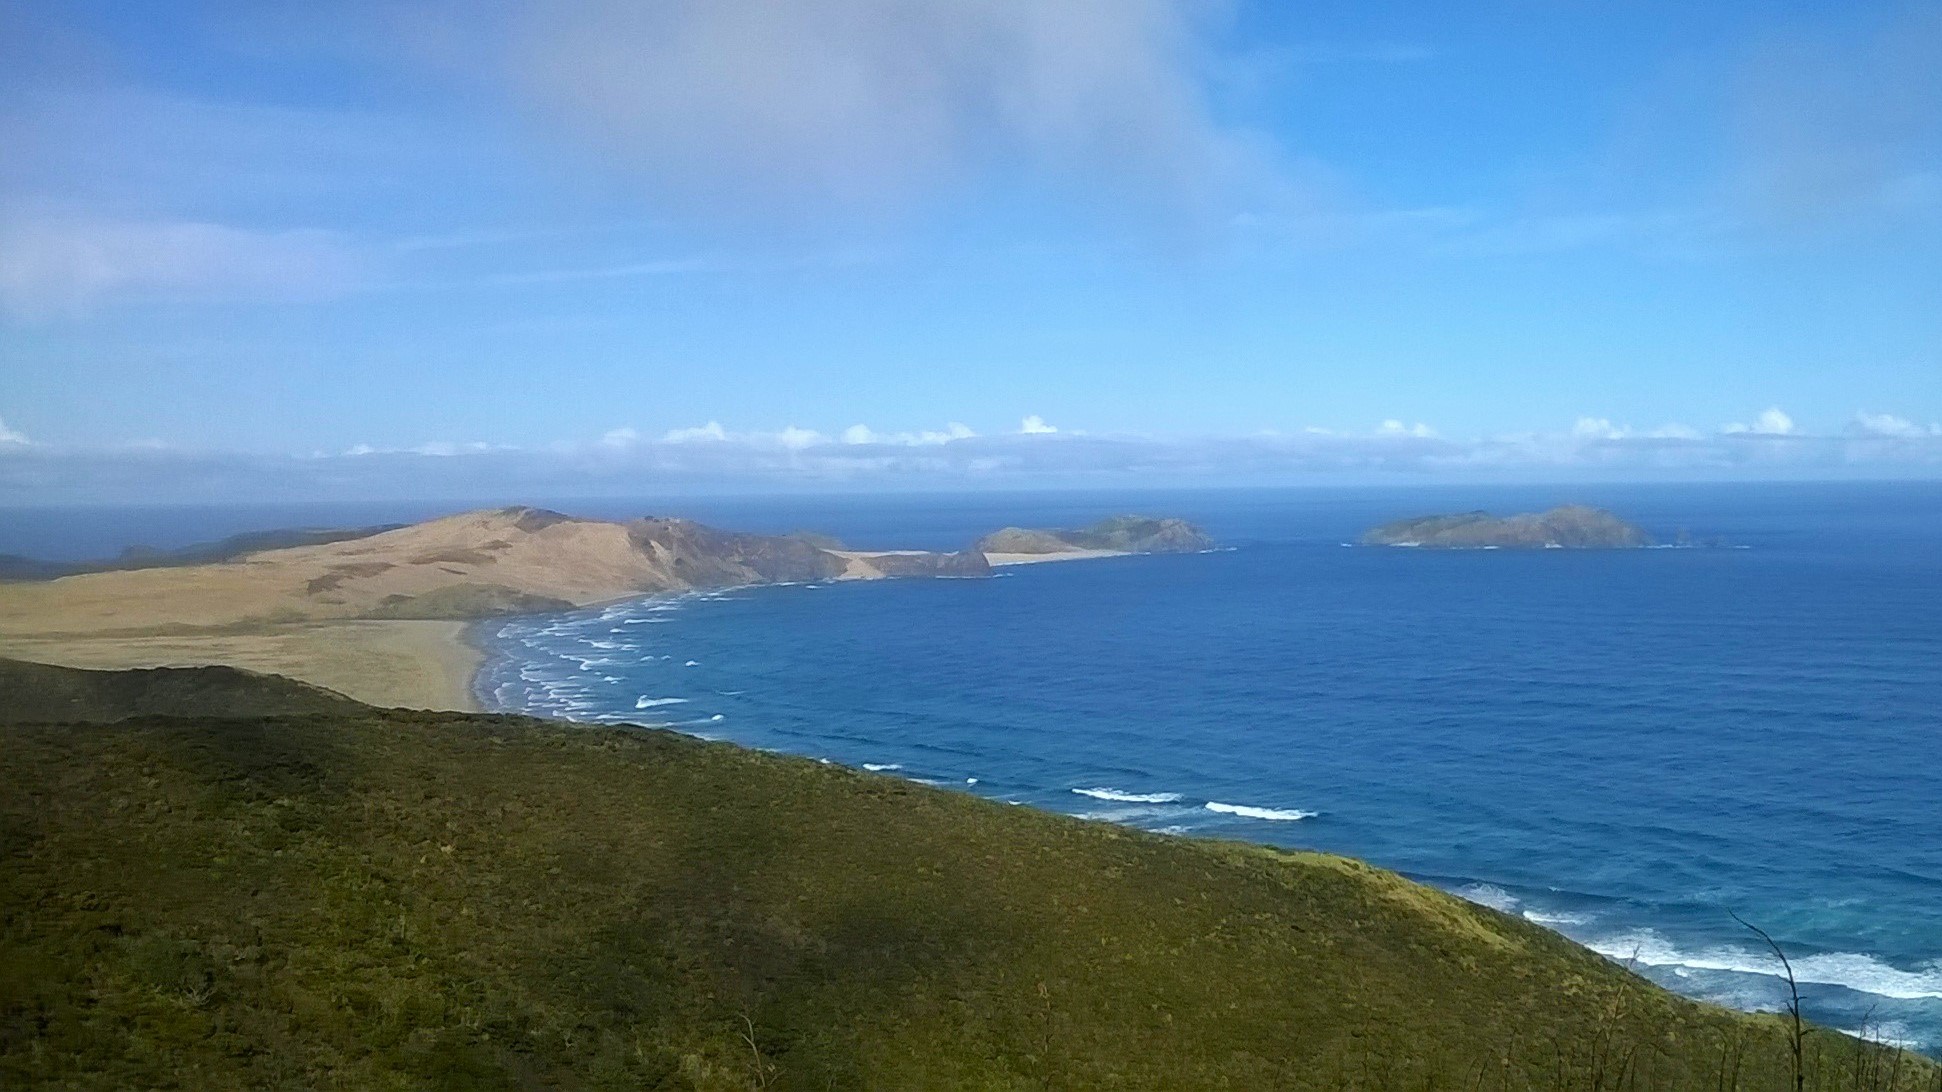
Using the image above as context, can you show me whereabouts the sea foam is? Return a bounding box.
[634,696,689,709]
[1072,787,1182,804]
[1205,801,1316,821]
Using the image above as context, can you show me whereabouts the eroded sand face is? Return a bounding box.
[0,509,676,711]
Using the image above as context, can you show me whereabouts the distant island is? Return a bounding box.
[0,507,1213,710]
[1361,505,1653,549]
[974,515,1216,563]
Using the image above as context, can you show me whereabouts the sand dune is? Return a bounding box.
[0,507,957,709]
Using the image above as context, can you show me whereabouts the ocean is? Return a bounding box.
[14,483,1941,1050]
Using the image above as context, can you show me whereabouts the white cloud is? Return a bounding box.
[662,421,728,443]
[1019,415,1059,435]
[599,426,640,449]
[1722,406,1797,435]
[840,422,983,446]
[1851,412,1938,438]
[424,0,1266,231]
[0,417,28,446]
[343,440,498,457]
[1377,419,1437,438]
[0,206,359,319]
[13,412,1942,504]
[1571,417,1629,440]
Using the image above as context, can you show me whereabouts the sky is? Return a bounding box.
[1,0,1939,502]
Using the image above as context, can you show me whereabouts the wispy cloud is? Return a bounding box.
[1726,6,1942,229]
[395,0,1275,235]
[0,417,29,446]
[0,204,358,319]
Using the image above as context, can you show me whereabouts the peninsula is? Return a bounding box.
[0,507,1211,709]
[1362,505,1654,549]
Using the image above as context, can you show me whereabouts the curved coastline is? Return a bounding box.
[465,551,1942,1056]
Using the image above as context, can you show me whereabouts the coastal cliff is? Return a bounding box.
[1362,505,1653,549]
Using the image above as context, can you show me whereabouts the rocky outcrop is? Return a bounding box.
[625,518,852,588]
[1361,505,1653,549]
[849,550,992,579]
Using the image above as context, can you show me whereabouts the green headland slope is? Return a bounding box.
[0,663,1930,1089]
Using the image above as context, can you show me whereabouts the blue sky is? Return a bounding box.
[1,0,1938,501]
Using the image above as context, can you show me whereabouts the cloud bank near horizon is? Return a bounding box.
[4,409,1938,505]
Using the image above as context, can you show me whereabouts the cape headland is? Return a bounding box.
[1361,505,1654,549]
[0,507,1209,709]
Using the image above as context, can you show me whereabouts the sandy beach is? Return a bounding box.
[983,548,1130,566]
[1,619,483,711]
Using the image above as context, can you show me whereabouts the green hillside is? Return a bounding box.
[1,675,1932,1088]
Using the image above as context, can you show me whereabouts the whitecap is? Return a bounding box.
[1522,908,1593,927]
[1072,787,1182,804]
[684,660,701,667]
[862,763,902,772]
[1455,883,1521,913]
[1586,929,1942,1001]
[634,696,689,709]
[1836,1022,1928,1052]
[1204,801,1316,821]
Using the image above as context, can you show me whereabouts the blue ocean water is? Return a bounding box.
[469,483,1942,1052]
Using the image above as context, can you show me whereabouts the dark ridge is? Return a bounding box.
[498,506,577,534]
[0,657,364,725]
[0,525,402,583]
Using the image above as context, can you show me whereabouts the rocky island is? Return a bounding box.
[974,515,1216,563]
[1361,505,1653,549]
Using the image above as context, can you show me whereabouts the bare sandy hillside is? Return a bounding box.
[0,507,881,638]
[0,508,979,708]
[0,507,1181,709]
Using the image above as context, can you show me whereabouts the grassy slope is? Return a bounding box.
[2,709,1933,1088]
